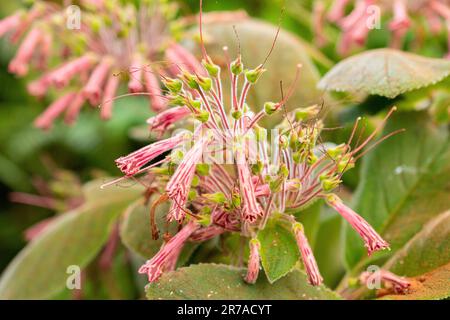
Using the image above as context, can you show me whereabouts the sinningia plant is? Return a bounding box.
[0,0,202,128]
[107,7,404,289]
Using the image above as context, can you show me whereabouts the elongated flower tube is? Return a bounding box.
[146,106,191,135]
[139,220,200,283]
[360,269,411,294]
[166,135,211,222]
[244,238,261,284]
[0,0,204,127]
[326,194,389,255]
[293,223,323,286]
[115,132,188,176]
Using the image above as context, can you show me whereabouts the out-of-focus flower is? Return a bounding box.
[0,0,203,128]
[319,0,450,57]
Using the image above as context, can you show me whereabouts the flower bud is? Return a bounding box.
[163,78,183,93]
[294,104,320,121]
[202,59,220,78]
[245,65,265,84]
[230,57,243,75]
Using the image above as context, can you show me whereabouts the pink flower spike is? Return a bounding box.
[27,76,50,97]
[166,136,210,222]
[0,13,21,37]
[37,33,52,70]
[327,0,351,23]
[128,56,144,93]
[82,57,112,106]
[50,55,96,88]
[139,220,200,283]
[34,93,76,130]
[101,74,120,120]
[293,223,323,286]
[326,194,389,255]
[236,150,262,223]
[115,132,187,176]
[244,238,261,284]
[9,28,42,76]
[146,106,190,134]
[360,269,411,294]
[64,93,86,125]
[143,69,167,112]
[389,0,411,32]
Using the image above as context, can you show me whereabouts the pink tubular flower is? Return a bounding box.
[128,55,144,93]
[139,220,200,282]
[236,149,262,223]
[360,269,411,294]
[64,93,86,125]
[244,238,261,284]
[190,225,225,241]
[82,57,113,106]
[389,0,411,32]
[326,194,389,255]
[27,76,50,97]
[166,135,210,222]
[146,106,190,134]
[49,55,96,88]
[293,223,323,286]
[34,93,76,130]
[0,13,21,37]
[115,132,187,176]
[8,28,42,76]
[101,74,120,120]
[143,69,167,112]
[327,0,351,22]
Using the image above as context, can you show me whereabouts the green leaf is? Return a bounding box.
[201,17,322,127]
[345,111,450,270]
[120,198,197,265]
[0,179,143,299]
[381,263,450,300]
[384,210,450,277]
[146,263,340,300]
[257,219,299,283]
[318,49,450,98]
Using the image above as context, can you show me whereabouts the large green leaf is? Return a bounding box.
[119,198,197,265]
[199,17,323,127]
[257,219,299,283]
[146,263,340,300]
[318,49,450,98]
[384,210,450,277]
[0,179,143,299]
[346,112,450,270]
[381,263,450,300]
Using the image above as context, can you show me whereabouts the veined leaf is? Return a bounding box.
[384,210,450,277]
[381,263,450,300]
[0,179,143,299]
[146,263,340,300]
[257,219,299,283]
[346,112,450,270]
[318,49,450,98]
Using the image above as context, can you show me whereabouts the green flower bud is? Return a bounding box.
[197,75,212,92]
[182,72,199,89]
[245,65,266,84]
[264,102,278,115]
[188,189,198,201]
[196,163,210,176]
[163,78,183,93]
[204,192,227,204]
[168,95,186,107]
[230,57,243,75]
[232,110,242,120]
[195,110,210,123]
[202,59,220,78]
[251,160,264,175]
[191,175,200,187]
[294,104,320,121]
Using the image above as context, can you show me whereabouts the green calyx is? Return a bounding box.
[163,78,183,93]
[245,65,266,84]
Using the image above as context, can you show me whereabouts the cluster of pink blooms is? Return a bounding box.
[314,0,450,57]
[110,31,403,285]
[0,0,203,129]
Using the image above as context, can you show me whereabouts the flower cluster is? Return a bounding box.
[111,33,401,285]
[0,0,203,129]
[315,0,450,57]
